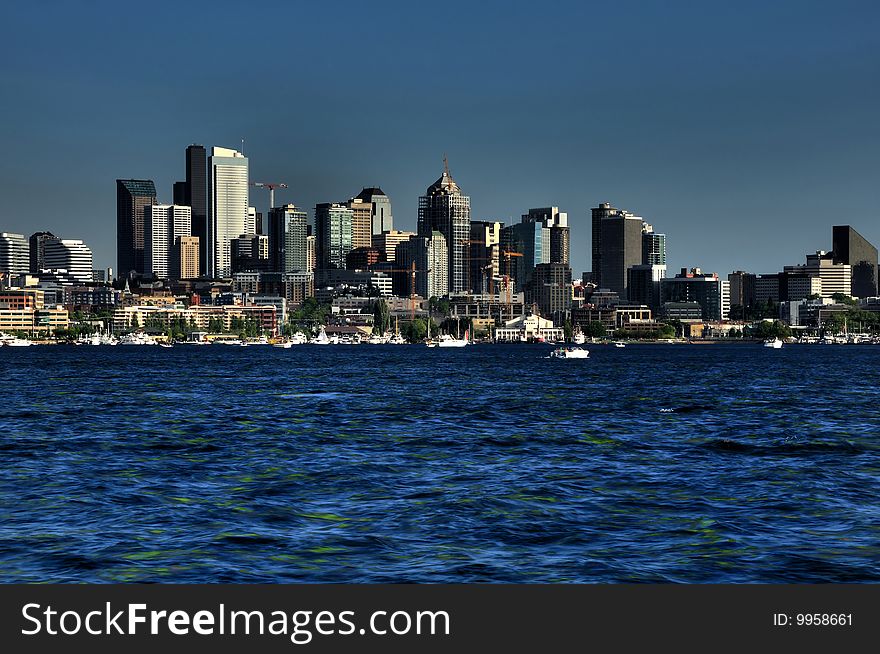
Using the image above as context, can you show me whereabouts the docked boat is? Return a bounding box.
[388,333,407,345]
[613,341,626,348]
[312,327,331,345]
[550,347,589,359]
[763,338,783,349]
[4,338,33,347]
[119,332,158,346]
[572,332,586,345]
[436,329,469,348]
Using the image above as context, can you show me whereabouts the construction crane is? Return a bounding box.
[382,260,430,320]
[250,182,288,209]
[500,250,523,320]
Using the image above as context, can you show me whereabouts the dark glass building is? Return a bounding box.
[29,230,56,273]
[116,179,157,276]
[186,145,207,276]
[832,225,877,297]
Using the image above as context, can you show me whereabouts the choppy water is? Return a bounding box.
[1,343,878,583]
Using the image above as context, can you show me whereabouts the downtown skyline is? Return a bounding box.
[1,1,878,276]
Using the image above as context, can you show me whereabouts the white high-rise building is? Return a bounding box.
[0,232,29,276]
[43,238,94,283]
[207,146,249,278]
[145,205,192,278]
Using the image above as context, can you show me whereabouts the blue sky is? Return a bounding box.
[1,0,878,274]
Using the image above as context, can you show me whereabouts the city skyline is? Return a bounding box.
[1,2,877,276]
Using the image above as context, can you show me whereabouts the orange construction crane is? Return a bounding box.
[382,260,430,320]
[250,182,288,209]
[500,250,523,319]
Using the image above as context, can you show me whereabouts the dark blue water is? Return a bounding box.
[1,343,878,583]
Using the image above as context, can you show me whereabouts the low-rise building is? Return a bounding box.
[494,313,564,342]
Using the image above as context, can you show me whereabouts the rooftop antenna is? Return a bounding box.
[241,137,245,155]
[443,153,449,176]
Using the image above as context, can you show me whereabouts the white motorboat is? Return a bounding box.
[763,338,783,349]
[613,341,626,348]
[5,338,33,347]
[272,341,292,349]
[119,333,158,346]
[550,347,589,359]
[572,332,586,345]
[388,333,407,345]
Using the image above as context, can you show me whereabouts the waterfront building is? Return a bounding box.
[659,268,730,321]
[372,230,415,265]
[315,203,354,274]
[494,313,564,342]
[144,204,192,278]
[28,231,56,274]
[754,274,780,305]
[832,225,877,297]
[354,187,393,236]
[267,204,308,273]
[417,160,470,294]
[43,238,94,284]
[0,232,29,277]
[394,231,448,299]
[207,146,249,278]
[116,179,157,276]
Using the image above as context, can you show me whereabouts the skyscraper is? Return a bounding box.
[355,187,393,235]
[267,204,309,273]
[372,230,416,265]
[43,238,94,283]
[346,197,373,250]
[417,159,470,294]
[144,205,192,278]
[641,223,667,267]
[172,236,200,280]
[116,179,157,276]
[469,220,502,294]
[186,145,208,276]
[29,231,56,273]
[591,202,619,287]
[394,231,448,299]
[207,146,248,278]
[523,207,569,265]
[832,225,877,297]
[501,220,549,292]
[0,232,29,277]
[598,209,644,299]
[315,202,353,273]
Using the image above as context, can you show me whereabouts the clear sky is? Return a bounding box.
[1,0,878,275]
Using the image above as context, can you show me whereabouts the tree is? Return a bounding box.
[372,299,391,336]
[832,293,857,306]
[563,319,573,341]
[584,321,606,338]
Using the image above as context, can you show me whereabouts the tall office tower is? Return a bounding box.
[805,251,852,297]
[346,197,373,250]
[43,238,94,283]
[599,209,644,299]
[116,179,157,276]
[172,236,200,279]
[641,223,667,266]
[144,205,192,278]
[185,145,208,276]
[173,181,188,206]
[417,160,470,294]
[355,187,393,235]
[832,225,877,297]
[372,229,416,264]
[306,234,316,274]
[590,202,619,286]
[0,232,29,277]
[523,207,569,264]
[469,220,502,294]
[29,231,56,273]
[207,146,248,278]
[394,231,448,299]
[315,202,354,272]
[254,211,263,235]
[267,204,309,273]
[500,220,549,291]
[728,271,757,309]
